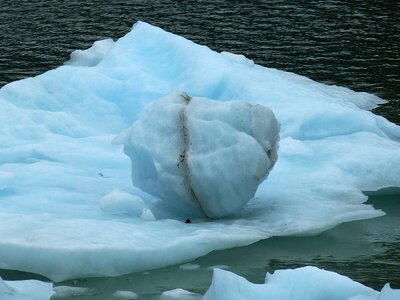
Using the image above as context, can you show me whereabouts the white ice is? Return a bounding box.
[0,21,399,281]
[114,93,279,218]
[203,267,400,300]
[0,277,53,300]
[64,38,114,67]
[161,288,202,300]
[111,290,138,299]
[100,189,155,220]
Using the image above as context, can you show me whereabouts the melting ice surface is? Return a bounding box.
[0,21,399,281]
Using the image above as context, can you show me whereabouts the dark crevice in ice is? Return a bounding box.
[177,92,206,217]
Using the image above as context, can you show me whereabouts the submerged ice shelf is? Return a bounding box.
[0,21,399,281]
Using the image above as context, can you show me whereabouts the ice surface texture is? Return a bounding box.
[0,277,53,300]
[113,93,279,218]
[0,21,400,281]
[64,38,114,67]
[204,267,400,300]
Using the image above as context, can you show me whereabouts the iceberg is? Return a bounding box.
[0,21,399,281]
[203,267,400,300]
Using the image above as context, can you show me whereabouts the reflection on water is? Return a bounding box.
[0,1,399,123]
[2,194,398,299]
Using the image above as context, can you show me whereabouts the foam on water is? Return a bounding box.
[0,21,399,281]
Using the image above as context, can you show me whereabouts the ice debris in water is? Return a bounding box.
[111,290,139,299]
[113,92,279,218]
[0,277,54,300]
[203,267,400,300]
[160,288,202,300]
[0,21,399,281]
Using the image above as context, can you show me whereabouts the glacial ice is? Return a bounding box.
[114,92,279,218]
[0,21,399,281]
[0,277,53,300]
[161,288,202,300]
[203,267,400,300]
[100,189,155,220]
[64,38,114,67]
[112,290,139,299]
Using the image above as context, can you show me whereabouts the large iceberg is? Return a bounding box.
[203,267,400,300]
[0,21,399,281]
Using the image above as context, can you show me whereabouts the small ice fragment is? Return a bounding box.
[160,288,202,300]
[112,290,138,299]
[206,265,230,270]
[179,263,200,270]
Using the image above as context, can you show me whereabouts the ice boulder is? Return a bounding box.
[113,92,279,218]
[203,267,400,300]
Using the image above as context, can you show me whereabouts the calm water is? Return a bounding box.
[0,0,399,123]
[0,0,399,298]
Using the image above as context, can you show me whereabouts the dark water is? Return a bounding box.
[0,1,399,298]
[0,0,399,122]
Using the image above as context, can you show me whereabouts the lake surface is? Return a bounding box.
[0,0,399,298]
[0,0,399,124]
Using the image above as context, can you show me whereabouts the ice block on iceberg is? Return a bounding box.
[113,92,279,218]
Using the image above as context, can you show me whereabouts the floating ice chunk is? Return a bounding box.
[179,263,201,270]
[0,277,54,300]
[100,189,155,220]
[160,288,202,300]
[114,92,279,218]
[65,38,114,67]
[203,267,397,300]
[0,21,399,281]
[112,290,139,299]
